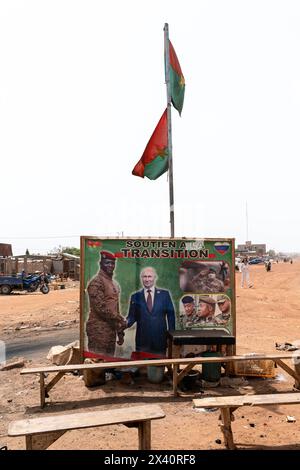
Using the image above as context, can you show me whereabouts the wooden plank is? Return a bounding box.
[171,344,181,359]
[45,371,66,394]
[8,405,165,436]
[177,363,197,384]
[275,359,300,382]
[20,353,300,375]
[138,421,151,450]
[193,392,300,409]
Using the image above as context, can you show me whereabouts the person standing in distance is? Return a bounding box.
[126,267,175,355]
[241,257,251,288]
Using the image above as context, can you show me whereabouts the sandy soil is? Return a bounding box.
[0,281,80,334]
[1,262,300,450]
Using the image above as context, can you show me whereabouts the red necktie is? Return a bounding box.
[147,289,153,312]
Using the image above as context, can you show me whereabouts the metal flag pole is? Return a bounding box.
[246,201,249,241]
[164,23,175,238]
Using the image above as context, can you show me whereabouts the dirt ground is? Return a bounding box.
[0,280,80,334]
[1,261,300,450]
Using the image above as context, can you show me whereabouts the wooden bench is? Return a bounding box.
[8,404,165,450]
[20,353,300,407]
[193,393,300,450]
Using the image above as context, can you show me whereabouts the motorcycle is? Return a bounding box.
[22,273,50,294]
[39,273,50,294]
[0,272,51,294]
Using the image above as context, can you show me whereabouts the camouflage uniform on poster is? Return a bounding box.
[214,294,231,324]
[206,269,225,293]
[196,296,217,324]
[86,251,126,356]
[180,295,198,328]
[190,268,210,292]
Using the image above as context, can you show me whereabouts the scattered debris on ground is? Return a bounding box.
[0,357,25,371]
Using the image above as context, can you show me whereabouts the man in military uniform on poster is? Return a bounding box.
[190,266,210,292]
[180,295,198,328]
[196,296,217,324]
[86,251,127,356]
[214,294,231,324]
[206,268,225,292]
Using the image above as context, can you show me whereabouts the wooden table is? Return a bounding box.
[167,329,236,358]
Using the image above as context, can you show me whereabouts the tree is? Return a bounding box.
[62,247,80,257]
[25,248,30,256]
[48,245,63,255]
[268,249,276,258]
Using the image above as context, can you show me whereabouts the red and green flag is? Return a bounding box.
[87,240,101,248]
[169,40,185,115]
[132,109,168,180]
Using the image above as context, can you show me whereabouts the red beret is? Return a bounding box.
[100,251,116,260]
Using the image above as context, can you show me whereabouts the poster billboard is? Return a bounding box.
[80,237,235,361]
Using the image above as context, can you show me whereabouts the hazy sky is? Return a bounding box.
[1,0,299,255]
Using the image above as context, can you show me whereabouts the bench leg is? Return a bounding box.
[45,371,66,396]
[26,435,33,450]
[138,421,151,450]
[173,364,179,397]
[220,408,236,450]
[167,337,172,359]
[39,371,66,408]
[275,359,300,389]
[176,364,197,393]
[224,345,235,375]
[26,431,66,450]
[40,373,46,408]
[294,362,300,390]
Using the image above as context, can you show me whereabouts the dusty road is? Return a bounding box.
[5,326,78,360]
[0,282,79,333]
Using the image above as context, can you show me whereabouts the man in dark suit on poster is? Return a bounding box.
[126,267,175,355]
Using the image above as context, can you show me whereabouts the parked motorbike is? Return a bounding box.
[39,273,50,294]
[22,273,50,294]
[0,272,51,295]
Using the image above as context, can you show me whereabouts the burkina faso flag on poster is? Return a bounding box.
[169,40,185,116]
[87,240,101,248]
[132,109,168,180]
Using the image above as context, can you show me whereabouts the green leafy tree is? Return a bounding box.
[25,248,30,256]
[62,247,80,257]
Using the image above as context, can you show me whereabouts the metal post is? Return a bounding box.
[164,23,175,238]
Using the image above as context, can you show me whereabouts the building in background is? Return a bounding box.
[0,244,79,280]
[0,243,12,257]
[236,241,266,258]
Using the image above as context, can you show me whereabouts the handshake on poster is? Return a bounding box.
[116,318,128,346]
